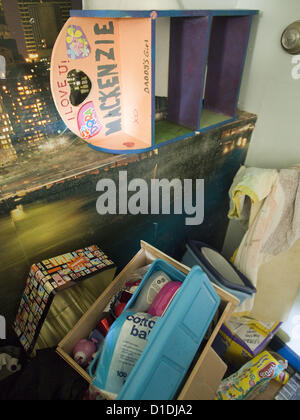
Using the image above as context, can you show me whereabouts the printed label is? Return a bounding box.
[78,101,102,139]
[143,40,150,94]
[146,273,171,305]
[259,362,277,379]
[93,20,122,137]
[67,256,89,272]
[105,313,157,393]
[226,320,278,353]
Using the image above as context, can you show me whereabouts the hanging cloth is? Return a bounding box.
[229,165,300,321]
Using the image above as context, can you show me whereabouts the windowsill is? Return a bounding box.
[0,137,126,201]
[0,110,256,202]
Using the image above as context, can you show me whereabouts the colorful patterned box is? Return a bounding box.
[14,245,116,353]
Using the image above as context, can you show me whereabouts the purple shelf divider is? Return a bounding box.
[168,16,211,130]
[68,9,258,150]
[204,15,252,118]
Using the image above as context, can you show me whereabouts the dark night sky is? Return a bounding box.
[1,0,82,58]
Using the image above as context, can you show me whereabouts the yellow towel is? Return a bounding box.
[228,166,278,223]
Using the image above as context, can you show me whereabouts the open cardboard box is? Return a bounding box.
[57,241,239,400]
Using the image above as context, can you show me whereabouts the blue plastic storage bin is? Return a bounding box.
[90,258,220,400]
[181,240,256,305]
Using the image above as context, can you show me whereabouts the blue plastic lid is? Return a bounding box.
[116,259,220,400]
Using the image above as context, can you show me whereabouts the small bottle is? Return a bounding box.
[131,270,172,312]
[96,312,115,337]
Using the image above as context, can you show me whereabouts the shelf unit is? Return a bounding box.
[50,9,258,154]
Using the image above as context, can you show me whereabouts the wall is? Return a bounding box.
[83,0,238,10]
[236,0,300,169]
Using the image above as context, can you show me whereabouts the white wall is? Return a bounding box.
[236,0,300,169]
[83,0,238,96]
[83,0,238,10]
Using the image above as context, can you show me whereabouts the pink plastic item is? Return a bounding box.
[148,281,182,317]
[73,339,97,367]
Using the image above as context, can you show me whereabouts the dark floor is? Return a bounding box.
[0,342,88,400]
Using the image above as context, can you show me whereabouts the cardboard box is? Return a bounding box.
[57,241,239,400]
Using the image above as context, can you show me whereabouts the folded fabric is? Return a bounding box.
[262,165,300,256]
[228,165,300,321]
[228,166,278,223]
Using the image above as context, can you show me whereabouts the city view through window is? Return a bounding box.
[0,1,113,200]
[0,0,76,168]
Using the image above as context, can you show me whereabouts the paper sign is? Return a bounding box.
[50,17,152,152]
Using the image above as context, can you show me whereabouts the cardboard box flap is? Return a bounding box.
[178,347,227,400]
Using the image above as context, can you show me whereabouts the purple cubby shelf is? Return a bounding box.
[168,16,211,130]
[204,15,253,121]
